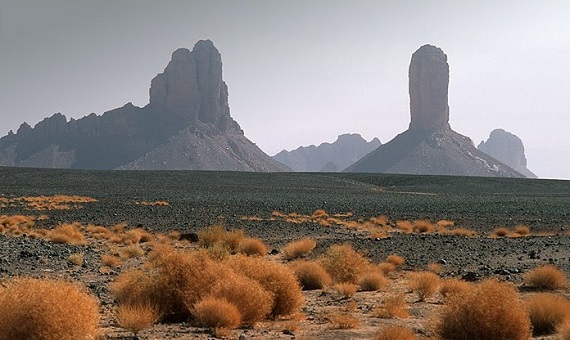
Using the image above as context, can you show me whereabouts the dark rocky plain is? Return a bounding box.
[1,166,570,338]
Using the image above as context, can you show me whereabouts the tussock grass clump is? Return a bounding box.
[0,277,100,340]
[228,254,304,317]
[359,272,388,291]
[413,219,434,233]
[334,282,358,298]
[372,293,409,319]
[197,225,226,248]
[328,312,360,329]
[491,227,510,237]
[558,318,570,340]
[101,254,122,268]
[408,271,440,301]
[435,279,531,340]
[514,225,531,236]
[385,254,405,267]
[116,303,160,336]
[237,237,268,256]
[396,220,413,233]
[120,244,145,259]
[524,265,567,290]
[525,293,570,336]
[290,260,332,290]
[374,325,417,340]
[320,243,370,284]
[427,262,443,274]
[47,223,87,245]
[283,238,317,260]
[193,297,241,330]
[440,278,473,300]
[378,262,397,275]
[67,253,84,266]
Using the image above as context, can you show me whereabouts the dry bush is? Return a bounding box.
[558,318,570,340]
[86,225,113,239]
[47,223,87,245]
[491,227,510,237]
[525,293,570,336]
[436,219,455,228]
[208,270,273,325]
[124,228,154,243]
[334,282,358,298]
[370,214,389,226]
[116,303,160,336]
[206,243,231,260]
[524,265,567,290]
[110,269,155,307]
[396,220,413,233]
[413,219,434,233]
[193,297,241,330]
[359,271,388,291]
[372,293,409,319]
[385,254,405,267]
[197,224,226,248]
[374,325,417,340]
[320,243,370,284]
[408,271,440,301]
[328,312,360,329]
[237,237,268,256]
[435,279,531,340]
[290,260,332,290]
[0,277,100,340]
[311,209,328,219]
[222,229,245,252]
[67,253,84,266]
[101,254,122,268]
[378,262,397,275]
[228,254,304,317]
[514,225,531,236]
[283,238,317,260]
[440,278,473,300]
[120,244,145,259]
[427,262,443,274]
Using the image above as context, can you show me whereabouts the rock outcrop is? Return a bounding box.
[0,40,288,171]
[478,129,537,178]
[345,44,524,178]
[273,133,381,172]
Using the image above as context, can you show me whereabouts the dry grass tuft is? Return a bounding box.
[524,265,567,290]
[120,244,145,259]
[491,227,510,237]
[328,312,360,329]
[67,253,84,266]
[378,262,397,276]
[334,282,358,298]
[427,262,443,274]
[408,271,440,302]
[359,272,388,291]
[514,225,531,236]
[440,278,473,300]
[413,219,434,233]
[396,220,414,233]
[237,237,268,256]
[283,238,317,260]
[290,260,332,290]
[372,293,410,319]
[192,297,241,330]
[558,318,570,340]
[0,277,100,340]
[374,325,417,340]
[116,303,160,336]
[47,223,87,245]
[197,225,226,248]
[101,254,122,268]
[525,293,570,336]
[435,279,531,340]
[320,243,370,284]
[385,254,405,267]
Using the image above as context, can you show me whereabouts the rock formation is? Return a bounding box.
[0,40,288,171]
[478,129,537,178]
[345,44,524,178]
[273,134,381,172]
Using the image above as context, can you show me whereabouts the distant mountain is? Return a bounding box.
[478,129,537,178]
[345,45,524,178]
[0,40,288,172]
[273,134,381,172]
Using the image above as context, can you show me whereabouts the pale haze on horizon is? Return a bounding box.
[1,1,569,179]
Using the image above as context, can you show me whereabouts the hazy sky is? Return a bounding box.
[1,1,569,179]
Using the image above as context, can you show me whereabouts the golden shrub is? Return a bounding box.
[193,297,241,330]
[334,282,358,298]
[101,254,122,268]
[47,223,87,245]
[116,303,160,335]
[372,293,409,319]
[413,220,434,233]
[0,277,100,340]
[320,243,370,284]
[524,265,567,290]
[435,279,531,340]
[525,293,570,336]
[197,225,226,248]
[408,271,440,301]
[290,260,332,290]
[374,325,417,340]
[283,238,317,260]
[439,278,473,300]
[328,312,360,329]
[385,254,405,267]
[378,262,397,275]
[491,227,510,237]
[557,318,570,340]
[237,237,268,256]
[358,272,388,291]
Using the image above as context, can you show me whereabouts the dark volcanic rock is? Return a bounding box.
[0,40,287,172]
[345,45,524,178]
[273,133,381,172]
[478,129,537,178]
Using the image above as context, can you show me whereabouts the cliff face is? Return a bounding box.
[346,45,524,178]
[478,129,537,178]
[0,40,288,172]
[273,134,381,172]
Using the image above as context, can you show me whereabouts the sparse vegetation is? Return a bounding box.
[525,293,570,336]
[439,278,473,300]
[524,265,567,290]
[192,297,241,330]
[374,325,417,340]
[237,237,268,256]
[408,271,440,301]
[358,271,388,291]
[320,243,370,284]
[47,223,88,245]
[385,254,405,267]
[116,303,160,336]
[372,293,410,319]
[283,237,317,260]
[290,260,332,290]
[67,253,84,266]
[436,279,531,340]
[334,282,358,298]
[328,312,360,329]
[491,227,510,237]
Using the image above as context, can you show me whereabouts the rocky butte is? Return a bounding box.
[0,40,288,171]
[345,44,525,177]
[478,129,537,178]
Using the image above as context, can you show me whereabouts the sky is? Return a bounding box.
[1,1,569,179]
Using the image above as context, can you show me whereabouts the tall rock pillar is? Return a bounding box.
[408,44,450,131]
